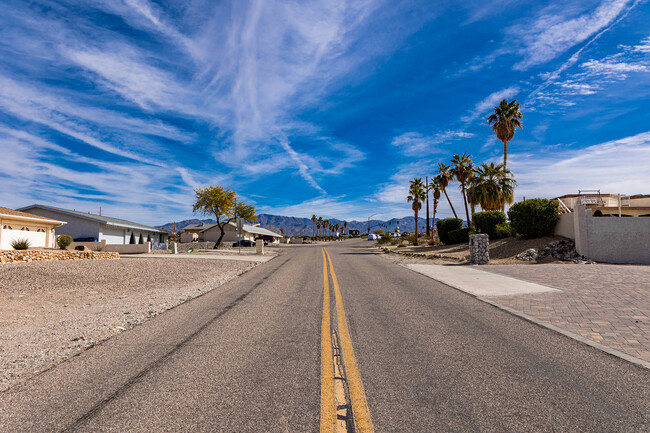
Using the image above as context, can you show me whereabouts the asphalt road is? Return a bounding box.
[1,240,648,432]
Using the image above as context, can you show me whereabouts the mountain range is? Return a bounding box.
[156,214,438,236]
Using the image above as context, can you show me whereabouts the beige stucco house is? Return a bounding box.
[553,192,649,264]
[556,193,650,217]
[182,222,282,243]
[0,206,66,250]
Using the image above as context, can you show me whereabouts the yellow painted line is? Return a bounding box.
[320,248,337,433]
[324,248,375,433]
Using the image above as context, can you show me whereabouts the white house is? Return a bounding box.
[18,204,168,249]
[0,206,66,250]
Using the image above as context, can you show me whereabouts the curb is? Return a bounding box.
[400,263,650,371]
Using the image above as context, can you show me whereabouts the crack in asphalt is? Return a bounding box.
[60,257,290,433]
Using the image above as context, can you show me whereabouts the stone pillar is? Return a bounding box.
[469,234,489,265]
[171,242,178,254]
[256,240,264,255]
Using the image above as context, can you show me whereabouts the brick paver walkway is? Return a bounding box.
[483,264,650,363]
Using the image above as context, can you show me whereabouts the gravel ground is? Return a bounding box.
[377,235,569,265]
[0,257,260,391]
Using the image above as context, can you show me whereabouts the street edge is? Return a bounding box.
[399,263,650,371]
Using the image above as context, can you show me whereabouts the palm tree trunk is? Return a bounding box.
[414,209,419,246]
[432,200,438,240]
[443,189,459,219]
[503,139,508,171]
[461,185,471,228]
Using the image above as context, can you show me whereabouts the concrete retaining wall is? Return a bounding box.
[574,205,650,264]
[67,240,107,251]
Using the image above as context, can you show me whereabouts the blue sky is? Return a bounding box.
[1,0,649,225]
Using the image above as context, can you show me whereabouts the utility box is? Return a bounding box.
[256,241,264,255]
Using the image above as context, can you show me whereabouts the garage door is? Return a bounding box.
[1,225,47,250]
[100,227,125,244]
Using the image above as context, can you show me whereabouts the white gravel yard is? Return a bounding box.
[0,257,260,391]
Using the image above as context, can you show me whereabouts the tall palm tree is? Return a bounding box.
[311,214,317,240]
[324,220,330,241]
[472,162,517,211]
[430,176,442,239]
[343,221,348,237]
[317,216,323,240]
[487,99,523,170]
[451,152,474,227]
[435,162,459,219]
[407,177,427,246]
[334,223,340,240]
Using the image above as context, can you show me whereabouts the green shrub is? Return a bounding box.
[11,238,31,250]
[390,238,399,245]
[373,228,384,235]
[508,199,560,238]
[397,243,406,248]
[377,232,392,244]
[447,228,470,244]
[436,218,463,244]
[57,234,72,249]
[495,222,515,238]
[473,211,506,239]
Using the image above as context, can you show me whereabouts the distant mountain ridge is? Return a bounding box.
[156,214,436,235]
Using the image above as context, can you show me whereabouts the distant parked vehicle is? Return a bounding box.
[232,240,255,247]
[73,237,97,242]
[367,234,378,240]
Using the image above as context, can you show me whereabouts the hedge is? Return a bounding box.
[447,228,470,244]
[508,199,560,239]
[472,211,506,239]
[436,218,463,244]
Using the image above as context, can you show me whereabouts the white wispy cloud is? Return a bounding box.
[531,35,650,106]
[510,130,650,199]
[512,0,633,70]
[391,131,474,156]
[461,86,519,122]
[581,58,649,75]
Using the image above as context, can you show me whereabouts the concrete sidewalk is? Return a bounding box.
[404,263,650,369]
[404,264,560,297]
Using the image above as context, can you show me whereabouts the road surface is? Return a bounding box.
[1,240,648,432]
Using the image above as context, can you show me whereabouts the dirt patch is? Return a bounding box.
[0,257,260,391]
[378,236,570,265]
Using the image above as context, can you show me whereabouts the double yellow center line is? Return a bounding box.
[320,248,374,433]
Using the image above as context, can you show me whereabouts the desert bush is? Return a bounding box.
[11,238,31,250]
[495,222,515,238]
[508,199,560,238]
[397,243,407,248]
[377,232,392,244]
[390,238,399,245]
[447,228,470,244]
[436,218,463,244]
[473,211,506,239]
[57,234,72,249]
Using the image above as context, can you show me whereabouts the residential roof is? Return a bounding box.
[192,221,283,238]
[18,204,166,233]
[0,206,66,225]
